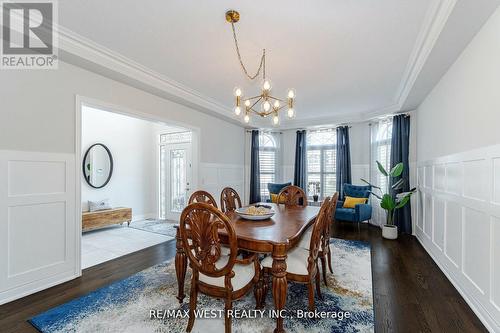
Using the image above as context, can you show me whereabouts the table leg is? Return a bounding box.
[272,244,288,333]
[175,226,187,304]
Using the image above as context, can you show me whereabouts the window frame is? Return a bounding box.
[258,133,278,200]
[306,130,337,200]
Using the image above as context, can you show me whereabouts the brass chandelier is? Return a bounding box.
[226,10,296,126]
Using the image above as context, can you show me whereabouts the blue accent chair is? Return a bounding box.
[335,184,372,224]
[266,182,292,202]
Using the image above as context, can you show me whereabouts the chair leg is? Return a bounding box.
[315,271,323,300]
[187,278,198,332]
[307,282,315,311]
[319,254,328,286]
[224,297,233,333]
[327,246,333,274]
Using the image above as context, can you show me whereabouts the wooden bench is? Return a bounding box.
[82,207,132,232]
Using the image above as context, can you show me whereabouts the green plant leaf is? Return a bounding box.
[395,194,411,209]
[390,163,404,178]
[376,161,388,176]
[380,194,396,210]
[361,178,381,190]
[391,178,405,190]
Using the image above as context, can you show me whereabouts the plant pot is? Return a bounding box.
[313,195,319,202]
[382,224,398,240]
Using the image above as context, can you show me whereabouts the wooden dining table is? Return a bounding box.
[174,202,320,333]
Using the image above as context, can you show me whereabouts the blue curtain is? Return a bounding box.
[294,130,307,191]
[390,114,412,234]
[336,126,352,199]
[249,130,261,204]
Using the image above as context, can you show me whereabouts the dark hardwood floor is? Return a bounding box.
[0,223,487,333]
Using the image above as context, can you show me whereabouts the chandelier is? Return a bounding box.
[226,10,296,126]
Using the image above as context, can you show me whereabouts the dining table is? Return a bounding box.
[174,202,320,333]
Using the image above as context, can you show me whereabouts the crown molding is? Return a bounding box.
[55,25,241,123]
[394,0,457,108]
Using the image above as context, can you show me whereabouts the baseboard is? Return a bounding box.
[0,270,79,306]
[416,234,499,332]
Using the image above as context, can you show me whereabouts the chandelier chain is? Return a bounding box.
[231,22,265,80]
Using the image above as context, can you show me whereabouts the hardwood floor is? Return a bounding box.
[0,223,487,333]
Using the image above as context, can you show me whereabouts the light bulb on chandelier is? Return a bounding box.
[234,106,241,116]
[244,113,250,123]
[262,100,271,112]
[272,113,280,126]
[287,108,295,119]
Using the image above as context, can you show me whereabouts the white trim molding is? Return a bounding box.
[415,143,500,332]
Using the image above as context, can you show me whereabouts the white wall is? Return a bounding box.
[82,106,179,219]
[415,6,500,332]
[0,60,245,304]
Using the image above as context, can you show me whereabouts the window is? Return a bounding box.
[259,133,277,199]
[373,120,392,192]
[306,130,336,199]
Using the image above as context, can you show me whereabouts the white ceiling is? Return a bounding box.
[57,0,500,128]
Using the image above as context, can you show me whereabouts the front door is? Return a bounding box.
[159,142,192,221]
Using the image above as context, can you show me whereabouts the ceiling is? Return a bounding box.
[57,0,500,128]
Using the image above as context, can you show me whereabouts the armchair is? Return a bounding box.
[335,184,372,224]
[266,182,292,203]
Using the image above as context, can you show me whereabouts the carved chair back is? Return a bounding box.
[220,187,242,213]
[188,190,218,208]
[307,197,331,273]
[277,185,308,206]
[180,203,237,278]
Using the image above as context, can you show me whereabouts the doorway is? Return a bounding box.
[77,99,199,270]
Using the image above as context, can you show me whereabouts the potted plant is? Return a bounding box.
[361,161,416,240]
[308,181,320,202]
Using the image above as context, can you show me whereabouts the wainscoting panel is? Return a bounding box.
[416,144,500,332]
[0,150,77,305]
[199,163,244,204]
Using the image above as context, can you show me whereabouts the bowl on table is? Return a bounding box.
[235,205,275,221]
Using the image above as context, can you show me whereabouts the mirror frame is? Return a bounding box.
[82,143,114,189]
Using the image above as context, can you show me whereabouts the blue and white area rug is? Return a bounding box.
[29,239,374,333]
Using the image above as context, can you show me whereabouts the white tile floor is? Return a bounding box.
[81,225,171,269]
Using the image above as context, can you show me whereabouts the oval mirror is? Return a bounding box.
[83,143,113,189]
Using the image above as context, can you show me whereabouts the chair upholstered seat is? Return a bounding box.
[261,247,309,275]
[199,255,256,291]
[335,207,358,222]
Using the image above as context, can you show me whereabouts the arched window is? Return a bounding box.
[259,133,277,199]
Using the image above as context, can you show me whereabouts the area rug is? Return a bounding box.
[129,219,178,238]
[29,238,374,333]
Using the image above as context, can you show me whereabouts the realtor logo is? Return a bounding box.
[1,0,58,69]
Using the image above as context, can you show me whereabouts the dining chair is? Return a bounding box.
[180,203,261,333]
[188,190,218,207]
[261,197,331,311]
[220,187,242,213]
[298,193,339,286]
[277,185,308,206]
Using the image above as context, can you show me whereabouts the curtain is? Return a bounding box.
[369,119,392,227]
[390,114,412,234]
[293,130,307,191]
[336,126,351,199]
[249,130,261,204]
